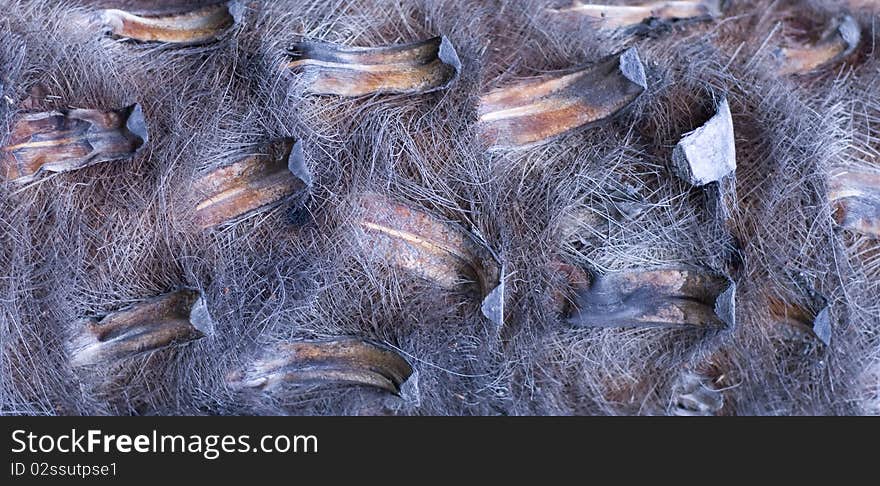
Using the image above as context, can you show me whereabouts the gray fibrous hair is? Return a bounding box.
[0,0,877,416]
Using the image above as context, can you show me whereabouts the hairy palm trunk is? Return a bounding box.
[0,0,877,416]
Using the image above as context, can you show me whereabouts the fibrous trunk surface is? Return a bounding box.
[1,0,878,416]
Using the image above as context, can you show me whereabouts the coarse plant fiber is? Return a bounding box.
[0,0,878,415]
